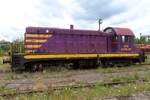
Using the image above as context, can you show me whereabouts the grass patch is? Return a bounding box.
[0,57,2,64]
[0,86,16,95]
[144,53,150,63]
[1,82,150,100]
[0,64,10,72]
[0,57,11,72]
[111,72,140,83]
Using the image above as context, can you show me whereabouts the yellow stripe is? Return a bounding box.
[26,34,52,38]
[98,54,139,57]
[24,53,139,59]
[25,45,41,48]
[25,50,34,53]
[25,39,47,43]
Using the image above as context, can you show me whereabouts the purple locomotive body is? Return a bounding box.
[25,26,135,54]
[25,27,108,54]
[11,25,146,71]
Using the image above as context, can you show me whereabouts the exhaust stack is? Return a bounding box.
[98,19,102,31]
[70,25,74,30]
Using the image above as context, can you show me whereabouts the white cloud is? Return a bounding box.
[105,0,150,36]
[0,0,42,41]
[0,0,150,41]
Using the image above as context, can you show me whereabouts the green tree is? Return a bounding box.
[12,38,24,54]
[0,40,11,55]
[134,36,149,44]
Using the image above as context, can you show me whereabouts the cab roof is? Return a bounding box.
[104,27,134,36]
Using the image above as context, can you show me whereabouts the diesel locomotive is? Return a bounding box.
[11,25,146,71]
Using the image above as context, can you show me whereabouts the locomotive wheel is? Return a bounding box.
[32,64,44,72]
[25,63,44,72]
[109,62,115,67]
[24,63,32,72]
[38,64,44,71]
[101,62,108,68]
[32,64,38,72]
[76,60,98,69]
[72,62,79,69]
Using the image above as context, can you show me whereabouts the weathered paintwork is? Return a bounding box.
[25,27,109,54]
[24,26,136,55]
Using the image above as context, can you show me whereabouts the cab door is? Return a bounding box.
[111,35,118,52]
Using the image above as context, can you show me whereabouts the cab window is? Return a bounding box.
[112,36,118,41]
[125,36,130,42]
[122,36,130,43]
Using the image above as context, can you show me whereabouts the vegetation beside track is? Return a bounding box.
[0,57,3,65]
[0,57,11,72]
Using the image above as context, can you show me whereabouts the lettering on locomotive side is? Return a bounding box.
[121,45,131,51]
[121,48,131,51]
[123,45,129,48]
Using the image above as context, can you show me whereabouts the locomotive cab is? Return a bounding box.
[104,27,134,52]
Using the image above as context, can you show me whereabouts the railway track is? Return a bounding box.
[0,63,150,98]
[0,79,149,98]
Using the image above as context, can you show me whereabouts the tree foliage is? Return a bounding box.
[134,37,150,44]
[11,38,24,53]
[0,38,24,55]
[0,40,11,56]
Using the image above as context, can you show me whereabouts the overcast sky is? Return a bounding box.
[0,0,150,41]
